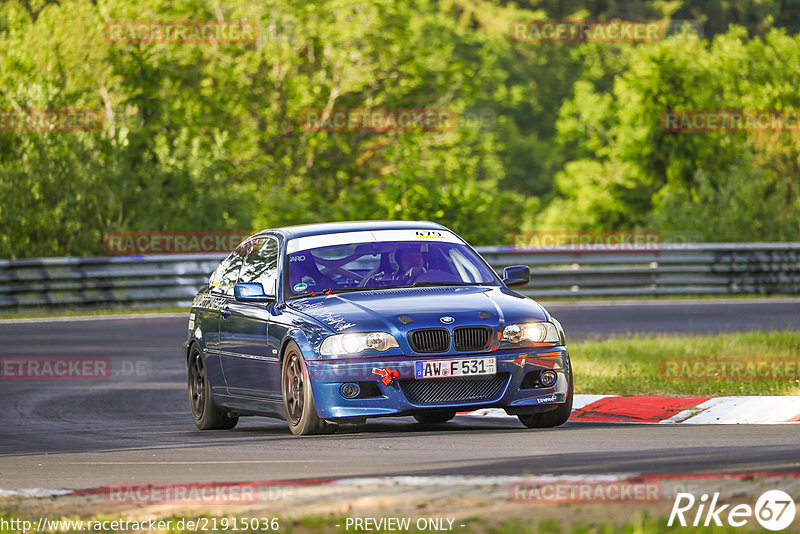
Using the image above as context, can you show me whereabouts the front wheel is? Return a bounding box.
[188,346,238,430]
[518,363,573,429]
[281,341,337,436]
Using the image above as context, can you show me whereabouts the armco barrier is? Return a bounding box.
[0,243,798,312]
[0,254,223,311]
[481,242,800,298]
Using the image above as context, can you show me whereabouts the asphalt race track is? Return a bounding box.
[1,298,799,490]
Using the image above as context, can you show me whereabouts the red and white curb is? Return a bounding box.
[461,395,800,424]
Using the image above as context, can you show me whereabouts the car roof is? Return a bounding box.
[255,220,448,240]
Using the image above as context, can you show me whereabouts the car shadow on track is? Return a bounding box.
[231,415,562,438]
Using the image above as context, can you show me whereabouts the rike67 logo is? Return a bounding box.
[669,490,796,531]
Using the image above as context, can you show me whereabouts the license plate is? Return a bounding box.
[414,357,496,379]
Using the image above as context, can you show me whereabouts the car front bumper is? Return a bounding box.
[305,347,571,420]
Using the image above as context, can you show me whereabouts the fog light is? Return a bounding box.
[340,383,360,399]
[540,370,557,387]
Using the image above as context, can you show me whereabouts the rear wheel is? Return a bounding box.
[518,363,573,429]
[188,346,238,430]
[414,410,457,424]
[281,341,337,436]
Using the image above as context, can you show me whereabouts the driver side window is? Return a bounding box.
[239,236,280,295]
[210,243,249,296]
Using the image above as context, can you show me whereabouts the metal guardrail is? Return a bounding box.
[480,243,800,298]
[0,254,223,311]
[1,243,799,312]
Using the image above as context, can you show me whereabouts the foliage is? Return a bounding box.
[0,0,798,257]
[541,27,800,240]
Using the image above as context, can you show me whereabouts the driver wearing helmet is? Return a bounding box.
[394,244,427,283]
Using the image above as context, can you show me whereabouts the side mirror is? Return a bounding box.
[503,265,530,287]
[234,282,274,302]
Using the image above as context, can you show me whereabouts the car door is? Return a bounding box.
[203,247,246,395]
[218,236,280,399]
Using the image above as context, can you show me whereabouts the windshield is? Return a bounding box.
[286,239,499,296]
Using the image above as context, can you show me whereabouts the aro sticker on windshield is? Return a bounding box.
[293,282,308,292]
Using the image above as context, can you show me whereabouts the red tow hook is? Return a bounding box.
[372,367,400,386]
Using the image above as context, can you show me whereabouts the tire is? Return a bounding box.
[281,341,337,436]
[518,363,574,429]
[188,345,238,430]
[414,410,457,424]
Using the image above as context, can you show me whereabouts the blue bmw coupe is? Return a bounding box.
[184,221,572,435]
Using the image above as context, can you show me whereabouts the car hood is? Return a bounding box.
[286,286,549,336]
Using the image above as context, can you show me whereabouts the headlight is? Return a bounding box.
[320,332,399,355]
[501,322,560,345]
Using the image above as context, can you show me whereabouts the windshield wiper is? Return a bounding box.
[408,282,477,287]
[289,282,487,299]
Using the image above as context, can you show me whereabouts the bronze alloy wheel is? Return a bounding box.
[283,351,305,425]
[280,341,337,436]
[187,345,238,430]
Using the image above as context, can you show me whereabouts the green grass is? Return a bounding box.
[491,517,764,534]
[0,512,773,534]
[283,515,777,533]
[570,330,800,396]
